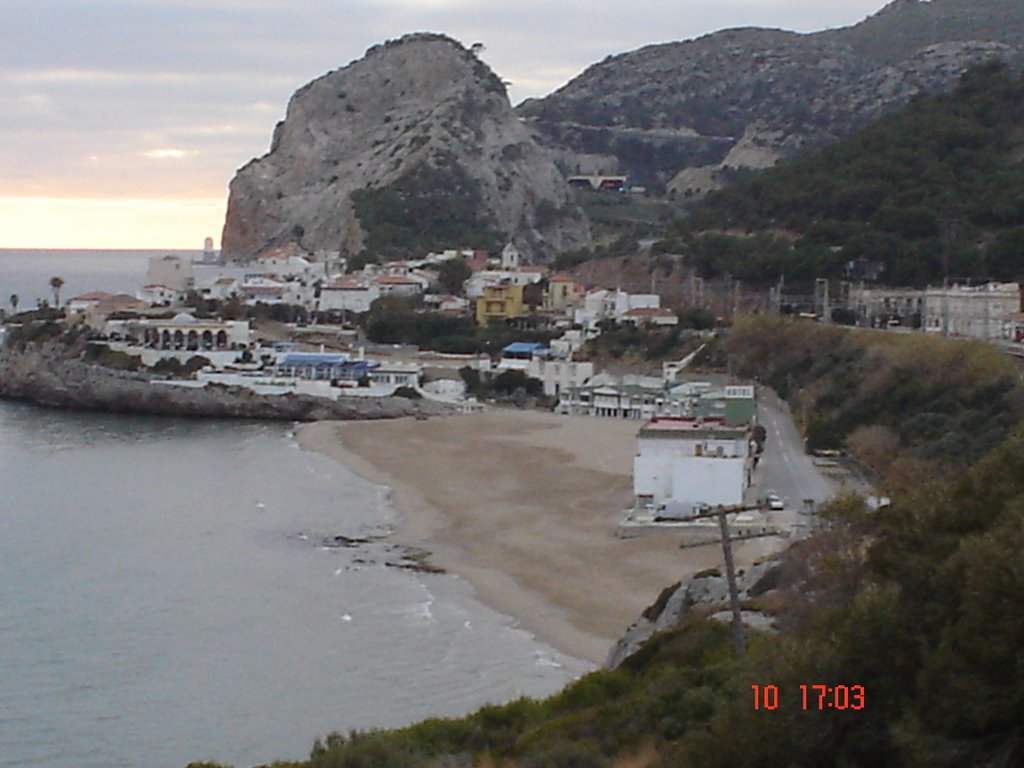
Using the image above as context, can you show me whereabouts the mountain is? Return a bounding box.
[661,64,1024,288]
[221,33,591,262]
[516,0,1024,197]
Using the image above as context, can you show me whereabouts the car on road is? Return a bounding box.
[765,491,785,510]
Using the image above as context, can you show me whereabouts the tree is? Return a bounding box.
[9,294,18,314]
[49,276,64,308]
[437,257,471,295]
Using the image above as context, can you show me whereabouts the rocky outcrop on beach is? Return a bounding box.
[607,561,778,669]
[221,33,590,262]
[0,344,450,421]
[517,0,1024,195]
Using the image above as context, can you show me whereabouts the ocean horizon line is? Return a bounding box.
[0,246,208,253]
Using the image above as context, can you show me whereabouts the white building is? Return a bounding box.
[923,282,1021,340]
[369,361,421,388]
[319,279,380,314]
[118,313,251,351]
[239,276,303,306]
[621,307,679,327]
[423,294,470,313]
[525,358,595,398]
[633,417,753,516]
[550,328,586,358]
[501,242,521,270]
[559,382,678,420]
[201,276,239,301]
[465,269,545,299]
[147,254,194,293]
[374,275,424,298]
[849,285,924,328]
[254,254,314,277]
[200,236,218,264]
[138,284,186,306]
[574,289,661,331]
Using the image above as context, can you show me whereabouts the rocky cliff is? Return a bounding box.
[606,560,779,669]
[516,0,1024,197]
[222,33,591,262]
[0,344,450,421]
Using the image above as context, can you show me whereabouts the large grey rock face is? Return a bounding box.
[222,33,590,262]
[517,0,1024,196]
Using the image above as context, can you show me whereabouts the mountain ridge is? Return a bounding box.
[517,0,1024,198]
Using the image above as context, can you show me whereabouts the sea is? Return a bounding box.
[0,250,591,768]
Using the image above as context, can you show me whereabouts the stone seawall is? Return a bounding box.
[0,345,450,421]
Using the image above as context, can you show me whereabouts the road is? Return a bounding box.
[748,390,834,519]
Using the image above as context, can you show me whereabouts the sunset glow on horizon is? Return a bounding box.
[0,197,226,251]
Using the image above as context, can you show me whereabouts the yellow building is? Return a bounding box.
[475,281,526,325]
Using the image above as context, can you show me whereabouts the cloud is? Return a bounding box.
[142,149,195,160]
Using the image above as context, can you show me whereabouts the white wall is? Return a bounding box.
[147,255,194,292]
[671,458,745,507]
[526,359,595,397]
[319,286,379,313]
[634,434,748,506]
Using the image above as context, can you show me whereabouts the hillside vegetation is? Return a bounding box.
[726,316,1024,481]
[351,158,504,259]
[658,65,1024,288]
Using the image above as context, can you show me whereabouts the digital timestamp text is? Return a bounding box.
[752,684,866,711]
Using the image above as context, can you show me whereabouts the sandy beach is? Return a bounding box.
[297,410,773,665]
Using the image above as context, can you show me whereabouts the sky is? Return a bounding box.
[2,0,890,250]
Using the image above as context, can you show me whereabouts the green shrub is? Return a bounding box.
[352,155,503,259]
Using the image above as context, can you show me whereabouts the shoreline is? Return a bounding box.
[0,344,451,422]
[297,411,780,666]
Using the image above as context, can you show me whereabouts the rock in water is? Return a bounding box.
[222,33,590,262]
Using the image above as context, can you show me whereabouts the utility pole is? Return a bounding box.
[679,502,754,657]
[718,509,746,657]
[815,278,831,324]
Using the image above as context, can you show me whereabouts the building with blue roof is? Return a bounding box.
[276,352,377,381]
[501,342,547,357]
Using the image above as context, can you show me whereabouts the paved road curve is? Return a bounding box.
[752,390,834,514]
